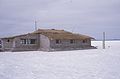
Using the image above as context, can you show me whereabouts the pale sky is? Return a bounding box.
[0,0,120,40]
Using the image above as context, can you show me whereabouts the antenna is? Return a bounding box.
[103,32,105,49]
[35,20,37,31]
[72,26,75,33]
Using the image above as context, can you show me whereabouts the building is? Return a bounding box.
[0,29,96,52]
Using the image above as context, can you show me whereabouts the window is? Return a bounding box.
[83,40,87,43]
[21,39,36,44]
[30,39,36,44]
[0,40,1,44]
[70,39,75,44]
[56,39,61,44]
[0,40,2,48]
[0,45,2,48]
[7,39,10,43]
[21,39,27,44]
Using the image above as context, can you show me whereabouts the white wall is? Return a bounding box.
[40,34,50,51]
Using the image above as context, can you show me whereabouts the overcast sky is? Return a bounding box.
[0,0,120,39]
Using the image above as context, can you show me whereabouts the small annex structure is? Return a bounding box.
[0,29,96,52]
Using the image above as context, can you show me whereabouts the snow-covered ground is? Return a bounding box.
[0,41,120,79]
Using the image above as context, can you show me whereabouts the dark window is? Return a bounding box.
[0,40,2,48]
[30,39,36,44]
[0,45,2,48]
[70,39,75,44]
[83,40,87,43]
[0,40,1,44]
[21,39,36,44]
[7,39,10,42]
[21,39,27,44]
[56,39,61,44]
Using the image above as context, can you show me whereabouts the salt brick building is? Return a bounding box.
[0,29,95,52]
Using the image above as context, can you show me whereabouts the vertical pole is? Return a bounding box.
[103,32,105,49]
[35,20,37,31]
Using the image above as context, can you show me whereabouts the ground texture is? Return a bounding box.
[0,41,120,79]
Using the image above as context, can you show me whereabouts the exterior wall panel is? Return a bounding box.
[2,38,14,51]
[50,39,91,51]
[12,34,40,51]
[39,34,50,51]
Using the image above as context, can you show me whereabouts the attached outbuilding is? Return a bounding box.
[0,29,96,52]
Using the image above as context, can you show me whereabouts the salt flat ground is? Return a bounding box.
[0,41,120,79]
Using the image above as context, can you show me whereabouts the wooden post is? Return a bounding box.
[103,32,105,49]
[35,21,37,31]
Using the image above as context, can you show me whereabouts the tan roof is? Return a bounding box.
[1,33,35,39]
[33,29,72,34]
[1,29,94,40]
[33,29,94,40]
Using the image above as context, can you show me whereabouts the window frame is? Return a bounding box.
[56,39,61,44]
[82,39,87,43]
[30,39,36,44]
[0,40,1,44]
[70,39,75,44]
[6,39,10,43]
[0,40,2,48]
[20,39,36,45]
[21,39,27,44]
